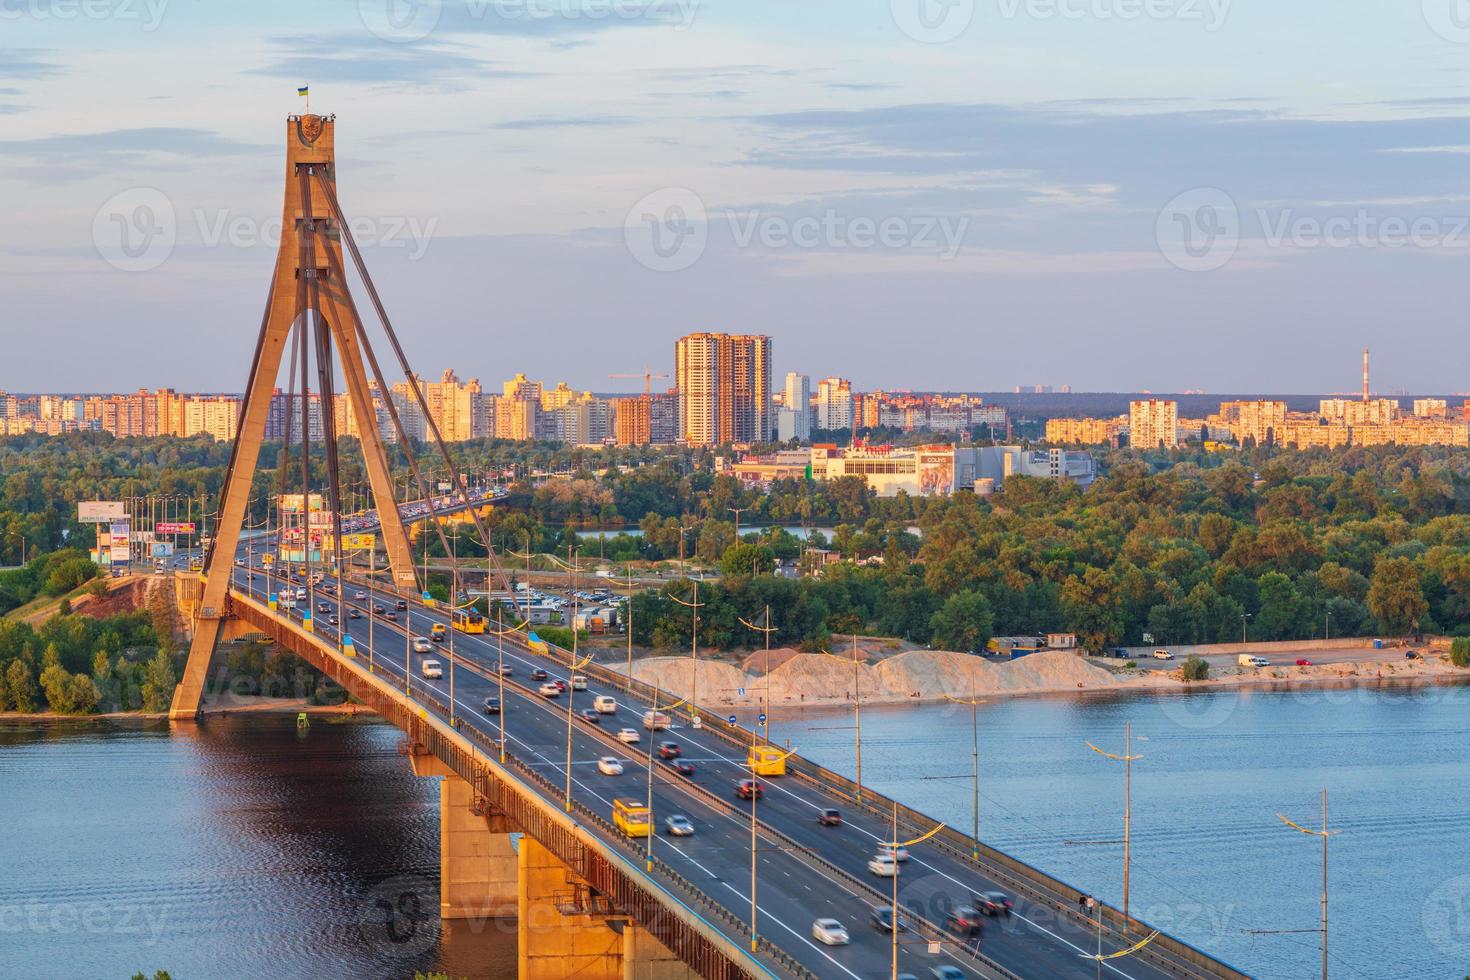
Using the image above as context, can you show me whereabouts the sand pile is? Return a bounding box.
[741,647,802,673]
[631,657,753,704]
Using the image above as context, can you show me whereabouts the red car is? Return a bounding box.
[657,741,681,760]
[817,808,842,827]
[735,779,763,800]
[1295,658,1313,666]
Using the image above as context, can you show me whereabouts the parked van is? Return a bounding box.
[594,695,618,714]
[1151,649,1174,661]
[1238,654,1270,668]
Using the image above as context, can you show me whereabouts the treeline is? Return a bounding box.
[0,606,171,714]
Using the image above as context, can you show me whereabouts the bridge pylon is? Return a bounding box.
[170,114,419,720]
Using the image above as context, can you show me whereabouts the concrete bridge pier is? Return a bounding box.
[409,753,519,920]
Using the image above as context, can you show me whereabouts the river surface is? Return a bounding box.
[5,685,1470,980]
[768,682,1470,980]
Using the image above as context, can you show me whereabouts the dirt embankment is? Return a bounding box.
[627,647,1470,708]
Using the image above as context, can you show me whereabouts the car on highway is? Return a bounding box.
[430,623,446,642]
[945,906,983,936]
[664,814,695,837]
[616,728,640,744]
[1152,649,1174,660]
[664,759,696,777]
[372,604,385,614]
[878,842,910,862]
[811,918,849,946]
[327,614,338,626]
[594,695,617,714]
[870,907,908,933]
[973,891,1013,917]
[412,637,433,654]
[931,968,966,980]
[656,741,681,760]
[530,668,549,682]
[348,609,361,619]
[354,590,367,600]
[571,674,588,691]
[317,601,331,613]
[597,757,624,776]
[395,599,408,611]
[420,660,443,679]
[867,854,899,877]
[553,680,567,693]
[735,779,763,800]
[384,611,398,621]
[498,665,513,676]
[539,682,560,698]
[817,808,842,827]
[580,709,601,724]
[482,697,500,713]
[1296,658,1313,666]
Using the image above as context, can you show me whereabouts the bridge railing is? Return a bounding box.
[231,593,793,980]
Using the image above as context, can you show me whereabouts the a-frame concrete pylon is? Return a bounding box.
[170,114,417,720]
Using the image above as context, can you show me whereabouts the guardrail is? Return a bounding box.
[230,592,788,980]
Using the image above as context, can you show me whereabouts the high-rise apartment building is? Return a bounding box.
[815,377,853,431]
[1414,398,1448,419]
[674,333,772,445]
[1129,399,1178,450]
[778,372,811,442]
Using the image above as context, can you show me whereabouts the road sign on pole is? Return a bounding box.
[728,715,737,725]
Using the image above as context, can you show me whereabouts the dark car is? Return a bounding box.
[498,665,513,676]
[817,808,842,827]
[349,609,361,619]
[657,741,681,760]
[870,907,908,933]
[531,668,549,682]
[327,614,339,626]
[581,708,600,723]
[664,759,695,777]
[735,779,763,800]
[372,604,385,615]
[317,601,331,613]
[482,697,500,713]
[1406,650,1420,659]
[973,891,1013,917]
[395,599,408,611]
[945,906,984,936]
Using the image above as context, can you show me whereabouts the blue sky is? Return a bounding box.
[3,0,1470,394]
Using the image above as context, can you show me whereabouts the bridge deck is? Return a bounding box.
[223,564,1249,980]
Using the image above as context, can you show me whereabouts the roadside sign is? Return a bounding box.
[758,713,766,725]
[737,687,745,696]
[728,715,737,725]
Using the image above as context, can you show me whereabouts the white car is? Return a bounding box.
[868,854,899,877]
[571,674,588,691]
[811,918,849,946]
[411,637,433,654]
[1152,649,1174,661]
[354,590,367,600]
[664,814,695,836]
[616,728,640,744]
[878,842,910,862]
[420,660,443,679]
[539,682,560,698]
[597,757,624,776]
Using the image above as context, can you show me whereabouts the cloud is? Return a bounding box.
[0,127,266,181]
[490,115,634,129]
[0,49,64,81]
[250,34,523,86]
[428,1,699,36]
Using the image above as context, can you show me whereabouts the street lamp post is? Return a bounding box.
[670,582,703,723]
[1241,612,1252,646]
[1087,722,1143,929]
[728,506,747,544]
[1277,789,1337,980]
[738,606,777,749]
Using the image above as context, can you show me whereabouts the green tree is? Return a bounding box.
[1451,637,1470,668]
[1180,655,1209,681]
[141,650,176,713]
[928,590,995,652]
[718,543,776,578]
[1367,557,1428,635]
[6,659,35,712]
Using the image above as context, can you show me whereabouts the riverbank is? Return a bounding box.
[622,647,1470,708]
[0,694,369,724]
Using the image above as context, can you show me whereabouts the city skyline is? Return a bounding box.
[5,4,1470,392]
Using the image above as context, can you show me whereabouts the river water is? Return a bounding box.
[4,684,1469,979]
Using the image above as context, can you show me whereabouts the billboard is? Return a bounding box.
[78,501,126,523]
[151,542,175,558]
[156,522,196,535]
[108,522,130,544]
[340,533,377,550]
[279,493,326,513]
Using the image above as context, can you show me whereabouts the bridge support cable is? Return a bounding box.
[313,170,523,619]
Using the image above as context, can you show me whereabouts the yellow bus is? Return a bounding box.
[748,745,787,777]
[451,608,486,634]
[613,798,651,838]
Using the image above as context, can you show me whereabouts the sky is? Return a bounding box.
[3,0,1470,395]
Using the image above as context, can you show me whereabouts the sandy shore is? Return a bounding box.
[622,648,1470,709]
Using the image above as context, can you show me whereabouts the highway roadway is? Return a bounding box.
[224,560,1194,980]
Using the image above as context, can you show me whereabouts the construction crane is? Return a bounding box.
[608,367,670,399]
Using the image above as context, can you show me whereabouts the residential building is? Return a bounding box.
[1129,399,1178,449]
[674,332,772,445]
[815,377,853,431]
